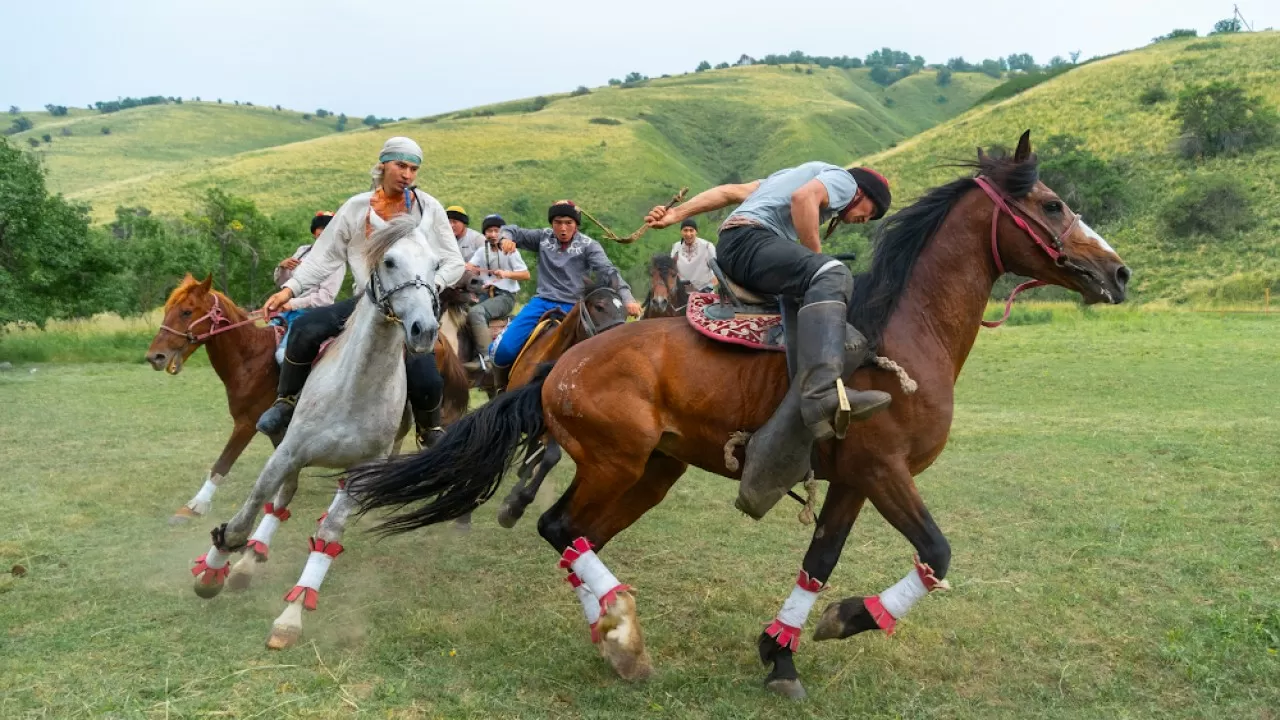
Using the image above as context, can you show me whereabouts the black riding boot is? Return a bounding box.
[256,355,311,436]
[735,303,891,519]
[493,363,511,394]
[414,399,445,448]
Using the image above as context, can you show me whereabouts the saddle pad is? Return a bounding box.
[685,292,784,352]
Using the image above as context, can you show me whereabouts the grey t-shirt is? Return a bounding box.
[722,161,859,243]
[456,228,486,262]
[501,226,636,305]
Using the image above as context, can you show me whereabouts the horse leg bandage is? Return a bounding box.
[567,572,603,643]
[186,472,225,514]
[559,537,630,613]
[765,571,825,651]
[246,503,292,558]
[192,546,230,585]
[864,556,950,635]
[316,489,348,526]
[283,538,344,611]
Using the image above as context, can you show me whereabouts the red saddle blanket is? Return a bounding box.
[685,292,784,352]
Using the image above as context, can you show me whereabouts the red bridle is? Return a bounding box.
[973,176,1079,328]
[159,293,275,346]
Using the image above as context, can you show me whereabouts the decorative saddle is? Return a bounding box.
[685,259,786,352]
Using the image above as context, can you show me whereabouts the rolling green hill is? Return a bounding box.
[856,32,1280,302]
[8,102,341,196]
[68,66,998,252]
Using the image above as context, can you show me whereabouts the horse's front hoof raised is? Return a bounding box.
[192,575,226,599]
[496,501,524,529]
[597,590,652,681]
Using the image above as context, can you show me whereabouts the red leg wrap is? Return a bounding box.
[598,584,633,614]
[863,595,897,635]
[557,536,593,570]
[914,555,947,591]
[764,619,804,652]
[308,538,344,557]
[565,571,584,588]
[284,585,320,611]
[316,511,328,525]
[796,570,823,593]
[191,554,229,585]
[246,539,269,559]
[589,621,601,644]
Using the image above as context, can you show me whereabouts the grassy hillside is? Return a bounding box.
[69,65,998,272]
[9,102,341,196]
[857,32,1280,303]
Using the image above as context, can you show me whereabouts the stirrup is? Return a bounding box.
[416,426,446,448]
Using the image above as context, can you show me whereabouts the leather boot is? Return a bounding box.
[256,356,311,436]
[797,301,891,441]
[493,363,511,394]
[414,400,445,448]
[734,386,814,520]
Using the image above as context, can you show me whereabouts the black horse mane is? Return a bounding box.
[648,253,677,275]
[847,148,1039,347]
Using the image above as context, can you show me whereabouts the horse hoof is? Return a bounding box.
[192,578,225,599]
[169,507,200,526]
[496,503,523,529]
[813,597,880,641]
[765,677,807,700]
[266,624,302,650]
[597,591,652,681]
[226,570,253,592]
[452,519,472,534]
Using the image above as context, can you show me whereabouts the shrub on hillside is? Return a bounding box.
[608,78,622,86]
[571,86,591,96]
[1036,134,1129,226]
[26,138,39,148]
[302,114,311,120]
[1173,82,1278,158]
[936,67,952,86]
[1211,17,1242,34]
[41,134,51,143]
[695,60,711,72]
[101,126,111,135]
[714,62,730,70]
[6,116,33,135]
[44,104,68,116]
[1153,28,1197,42]
[869,65,894,86]
[531,96,549,111]
[588,117,622,125]
[7,106,18,115]
[1139,85,1170,105]
[1163,175,1254,238]
[315,108,330,118]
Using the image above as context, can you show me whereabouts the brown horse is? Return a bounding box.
[641,254,690,319]
[147,274,469,523]
[438,270,505,397]
[348,132,1131,698]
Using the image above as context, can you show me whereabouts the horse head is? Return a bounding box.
[979,130,1130,305]
[365,212,441,354]
[147,274,224,375]
[579,272,629,337]
[645,253,682,317]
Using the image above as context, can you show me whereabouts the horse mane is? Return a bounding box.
[365,215,423,272]
[648,253,676,275]
[847,147,1039,346]
[163,275,246,319]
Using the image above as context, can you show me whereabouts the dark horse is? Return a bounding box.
[348,133,1130,698]
[641,253,690,319]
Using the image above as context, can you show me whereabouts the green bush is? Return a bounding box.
[936,67,952,87]
[1153,28,1197,42]
[1035,134,1130,226]
[1163,175,1254,238]
[1173,82,1278,158]
[40,134,51,143]
[588,117,622,126]
[571,86,591,96]
[6,116,33,135]
[101,126,110,134]
[1139,85,1170,105]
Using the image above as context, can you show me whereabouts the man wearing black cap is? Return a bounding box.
[462,214,529,369]
[490,199,641,388]
[670,218,718,292]
[644,162,894,518]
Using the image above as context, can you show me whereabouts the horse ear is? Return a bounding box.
[199,274,213,292]
[1014,130,1033,162]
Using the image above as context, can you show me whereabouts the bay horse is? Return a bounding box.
[187,213,447,649]
[146,276,469,524]
[348,132,1130,697]
[438,269,505,398]
[641,253,690,319]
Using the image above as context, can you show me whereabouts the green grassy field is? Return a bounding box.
[862,31,1280,303]
[2,309,1277,718]
[8,102,339,196]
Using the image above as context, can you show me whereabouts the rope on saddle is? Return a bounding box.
[722,430,751,472]
[797,474,818,526]
[872,356,918,395]
[578,188,688,244]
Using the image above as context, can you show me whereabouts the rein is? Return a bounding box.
[160,293,275,346]
[973,176,1080,328]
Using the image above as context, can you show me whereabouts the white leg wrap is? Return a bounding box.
[574,584,602,625]
[187,474,222,512]
[776,583,821,629]
[879,569,929,619]
[202,546,229,569]
[297,551,334,591]
[569,550,622,599]
[248,514,282,548]
[324,490,347,517]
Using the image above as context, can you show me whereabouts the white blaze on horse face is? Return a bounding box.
[1079,220,1116,255]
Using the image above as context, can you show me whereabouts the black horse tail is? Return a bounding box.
[348,364,552,534]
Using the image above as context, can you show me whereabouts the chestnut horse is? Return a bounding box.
[146,274,469,523]
[349,133,1131,698]
[641,254,689,319]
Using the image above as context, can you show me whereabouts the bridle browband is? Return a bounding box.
[578,285,626,336]
[973,175,1081,328]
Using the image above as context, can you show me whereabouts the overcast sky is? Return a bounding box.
[3,0,1270,118]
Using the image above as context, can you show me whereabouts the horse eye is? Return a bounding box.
[1043,200,1064,214]
[384,258,396,269]
[181,309,192,317]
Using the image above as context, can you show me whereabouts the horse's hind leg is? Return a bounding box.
[754,483,866,700]
[191,450,298,599]
[497,440,560,529]
[266,485,354,650]
[227,473,299,592]
[171,421,256,524]
[537,452,686,681]
[812,464,951,642]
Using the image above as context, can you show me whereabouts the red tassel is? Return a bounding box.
[316,511,328,525]
[597,584,633,614]
[565,571,584,588]
[795,570,824,593]
[557,536,593,570]
[246,539,269,559]
[913,555,946,591]
[589,621,601,644]
[764,619,803,652]
[863,595,897,635]
[308,538,344,558]
[284,585,320,611]
[191,554,229,585]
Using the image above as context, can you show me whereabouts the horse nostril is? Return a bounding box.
[1115,265,1131,287]
[410,321,423,338]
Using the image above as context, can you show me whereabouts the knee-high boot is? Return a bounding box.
[256,354,312,436]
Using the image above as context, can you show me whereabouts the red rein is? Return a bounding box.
[160,293,277,344]
[973,176,1072,329]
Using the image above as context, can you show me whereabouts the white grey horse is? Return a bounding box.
[189,212,441,649]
